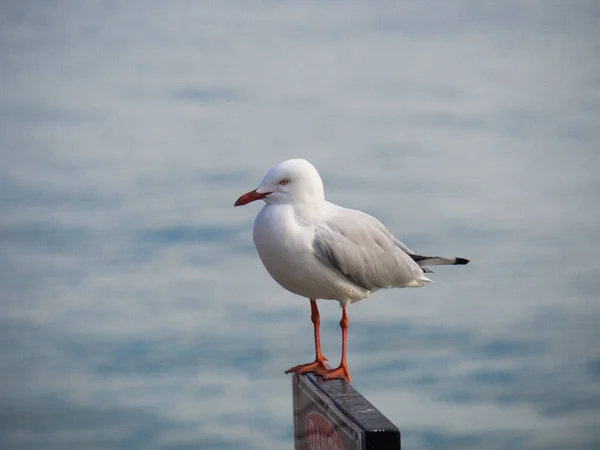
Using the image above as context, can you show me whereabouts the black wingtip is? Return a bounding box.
[455,257,470,265]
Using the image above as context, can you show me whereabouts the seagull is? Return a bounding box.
[234,159,469,382]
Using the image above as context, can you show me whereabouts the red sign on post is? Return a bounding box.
[304,411,345,450]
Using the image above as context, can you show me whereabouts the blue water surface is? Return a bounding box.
[1,1,599,449]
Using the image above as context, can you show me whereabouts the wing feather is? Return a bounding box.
[313,209,423,290]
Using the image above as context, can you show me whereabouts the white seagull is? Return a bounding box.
[234,159,469,382]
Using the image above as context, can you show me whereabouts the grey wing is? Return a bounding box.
[386,234,438,272]
[313,209,424,290]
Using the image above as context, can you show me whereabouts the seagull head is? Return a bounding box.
[234,159,325,207]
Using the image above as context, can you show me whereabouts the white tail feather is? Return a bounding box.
[406,276,433,287]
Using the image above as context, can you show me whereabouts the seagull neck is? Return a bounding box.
[290,197,325,224]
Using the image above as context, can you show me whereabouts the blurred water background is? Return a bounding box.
[1,1,599,449]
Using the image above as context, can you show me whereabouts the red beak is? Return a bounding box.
[234,189,269,207]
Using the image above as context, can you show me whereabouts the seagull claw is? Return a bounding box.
[319,364,352,383]
[285,358,329,375]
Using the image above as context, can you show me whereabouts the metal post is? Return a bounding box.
[292,373,401,449]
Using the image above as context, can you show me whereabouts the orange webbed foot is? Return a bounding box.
[319,364,351,383]
[285,357,328,375]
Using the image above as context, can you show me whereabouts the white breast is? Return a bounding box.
[252,204,369,303]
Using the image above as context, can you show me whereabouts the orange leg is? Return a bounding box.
[285,299,328,375]
[320,306,351,383]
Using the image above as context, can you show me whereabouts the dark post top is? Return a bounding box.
[292,373,401,450]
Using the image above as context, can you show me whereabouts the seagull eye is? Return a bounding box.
[279,179,289,186]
